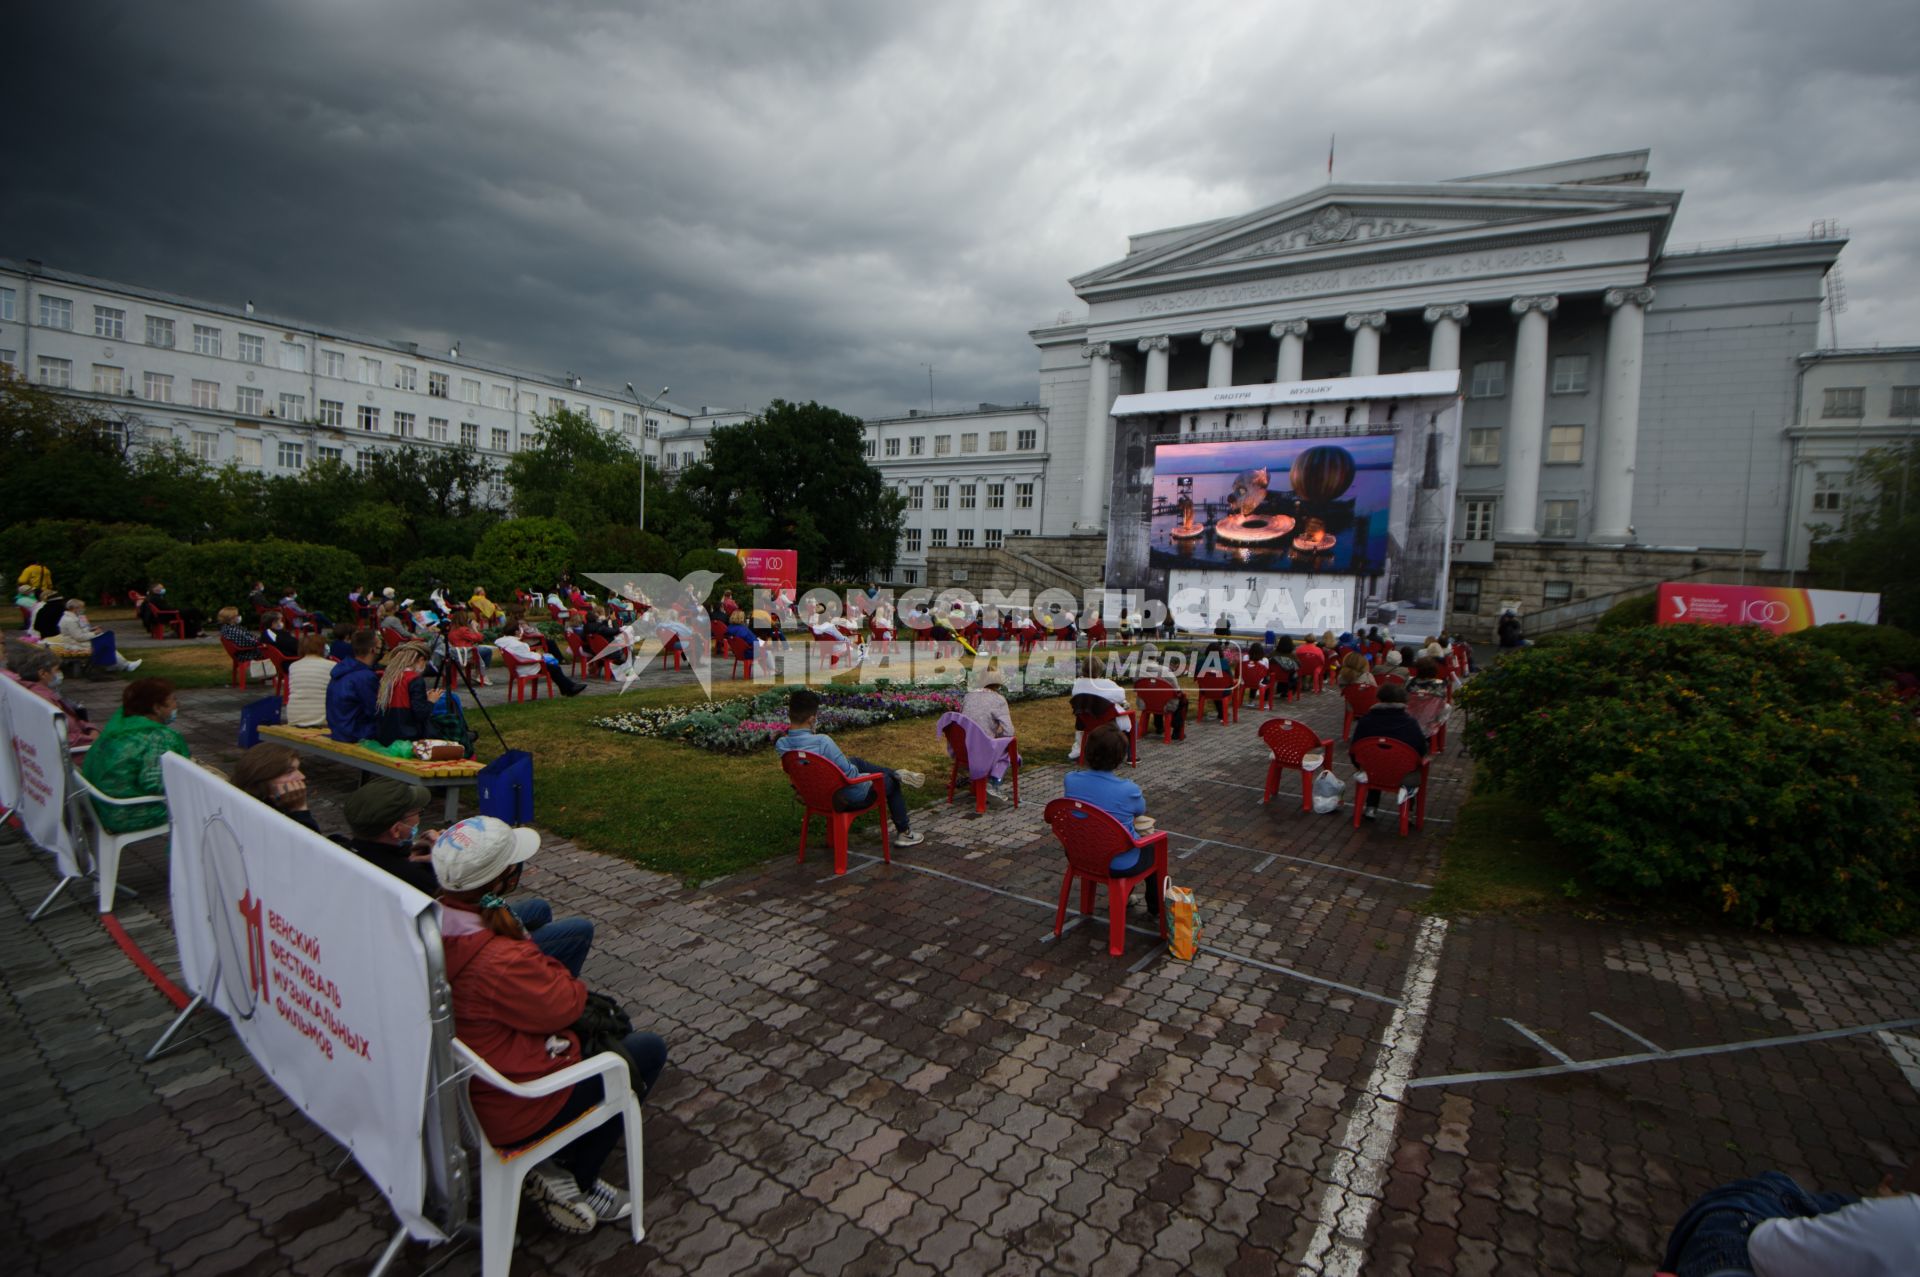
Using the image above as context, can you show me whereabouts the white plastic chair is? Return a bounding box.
[450,1038,644,1277]
[71,771,170,913]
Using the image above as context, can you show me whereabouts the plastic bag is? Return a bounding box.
[1166,883,1201,960]
[1311,768,1344,814]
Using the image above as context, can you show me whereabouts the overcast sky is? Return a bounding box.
[14,0,1917,418]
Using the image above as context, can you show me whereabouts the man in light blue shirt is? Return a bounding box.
[774,689,925,846]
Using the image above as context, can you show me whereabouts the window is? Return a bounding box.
[316,445,343,465]
[1550,355,1589,394]
[958,528,976,547]
[930,527,949,548]
[0,350,13,373]
[1542,499,1578,538]
[959,483,977,509]
[901,568,918,585]
[1016,482,1035,508]
[357,405,380,431]
[278,339,307,372]
[960,433,979,454]
[1542,580,1574,606]
[146,315,175,348]
[0,286,13,320]
[238,333,264,364]
[934,435,952,456]
[1812,471,1849,513]
[1546,425,1584,464]
[462,378,482,404]
[1822,387,1864,418]
[1469,360,1506,398]
[36,356,72,387]
[904,528,922,554]
[1452,576,1482,614]
[428,417,449,442]
[1891,386,1919,418]
[191,379,219,409]
[318,399,344,428]
[989,431,1007,452]
[1467,428,1500,465]
[547,396,565,414]
[591,407,611,432]
[92,364,124,395]
[461,422,479,448]
[621,412,638,436]
[356,451,382,473]
[1463,499,1495,541]
[909,436,925,456]
[491,427,510,451]
[105,420,130,451]
[277,441,305,470]
[394,364,416,392]
[1017,428,1037,451]
[428,371,449,398]
[193,324,221,356]
[394,411,416,438]
[908,485,924,510]
[236,386,263,415]
[359,357,381,385]
[885,437,901,457]
[985,528,1004,548]
[644,417,660,439]
[322,349,346,378]
[192,432,218,462]
[934,484,950,510]
[39,295,73,330]
[862,438,877,458]
[234,436,262,467]
[143,371,173,402]
[94,305,125,339]
[278,392,305,419]
[987,482,1005,509]
[491,385,511,409]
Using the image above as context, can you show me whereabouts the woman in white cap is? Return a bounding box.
[434,817,667,1235]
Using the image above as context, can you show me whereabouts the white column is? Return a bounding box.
[1592,286,1654,542]
[1499,294,1559,538]
[1270,319,1310,382]
[1137,335,1173,392]
[1422,303,1469,372]
[1200,328,1239,388]
[1344,311,1387,377]
[1076,341,1113,530]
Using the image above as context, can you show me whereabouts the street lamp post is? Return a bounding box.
[625,382,669,531]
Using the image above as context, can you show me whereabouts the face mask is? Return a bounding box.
[50,672,63,688]
[163,710,179,724]
[405,823,420,844]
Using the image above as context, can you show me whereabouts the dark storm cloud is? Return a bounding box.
[13,0,1917,418]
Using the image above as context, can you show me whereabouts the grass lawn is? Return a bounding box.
[129,643,242,689]
[1424,779,1586,915]
[475,675,1073,885]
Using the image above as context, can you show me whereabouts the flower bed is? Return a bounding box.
[593,681,1068,754]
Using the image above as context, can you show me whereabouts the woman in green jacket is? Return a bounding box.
[81,679,190,833]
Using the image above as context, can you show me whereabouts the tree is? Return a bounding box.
[1806,439,1920,630]
[505,408,644,533]
[474,516,578,592]
[677,400,906,578]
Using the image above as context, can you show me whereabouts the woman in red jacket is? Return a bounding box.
[434,817,667,1234]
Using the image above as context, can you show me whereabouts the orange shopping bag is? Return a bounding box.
[1165,883,1201,961]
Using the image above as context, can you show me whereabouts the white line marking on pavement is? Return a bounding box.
[815,857,882,884]
[1591,1012,1664,1054]
[1252,854,1276,874]
[1298,914,1449,1277]
[1040,916,1085,945]
[1177,839,1212,861]
[1876,1030,1920,1095]
[1158,829,1433,890]
[1128,947,1160,974]
[1504,1018,1576,1065]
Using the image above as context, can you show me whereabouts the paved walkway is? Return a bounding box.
[5,672,1916,1275]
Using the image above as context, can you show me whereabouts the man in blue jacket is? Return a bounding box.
[326,629,382,742]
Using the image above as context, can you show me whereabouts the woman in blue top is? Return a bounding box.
[1061,726,1161,915]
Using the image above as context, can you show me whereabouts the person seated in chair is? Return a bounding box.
[326,629,384,742]
[1348,682,1428,820]
[1242,642,1273,698]
[1067,676,1135,759]
[258,609,300,659]
[80,679,187,833]
[54,598,142,672]
[960,667,1018,801]
[7,646,98,749]
[723,609,766,673]
[278,587,330,630]
[1269,635,1300,697]
[1061,725,1161,916]
[1337,651,1376,688]
[496,626,587,696]
[137,582,202,637]
[218,606,263,660]
[775,688,925,846]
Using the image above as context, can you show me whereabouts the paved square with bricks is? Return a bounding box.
[4,658,1916,1275]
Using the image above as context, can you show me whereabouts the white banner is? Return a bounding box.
[0,676,82,879]
[162,755,442,1241]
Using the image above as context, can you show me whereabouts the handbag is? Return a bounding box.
[570,991,634,1064]
[477,749,534,823]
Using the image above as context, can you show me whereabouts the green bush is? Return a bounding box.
[148,539,366,621]
[677,548,747,585]
[1786,622,1920,678]
[77,532,181,600]
[577,525,677,577]
[474,517,577,593]
[1460,624,1919,940]
[393,555,485,606]
[2,519,157,596]
[1593,592,1657,631]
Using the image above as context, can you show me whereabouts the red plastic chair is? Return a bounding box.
[1349,737,1432,835]
[1341,683,1380,739]
[1132,678,1185,745]
[1259,718,1336,812]
[1240,662,1272,711]
[220,636,276,689]
[563,629,589,678]
[725,635,755,681]
[259,646,292,700]
[659,632,686,671]
[1043,798,1168,958]
[500,650,553,702]
[380,626,406,653]
[1196,670,1240,724]
[1296,648,1327,693]
[781,750,892,875]
[709,618,728,644]
[1380,672,1409,690]
[942,722,1019,814]
[583,633,617,682]
[1074,700,1137,766]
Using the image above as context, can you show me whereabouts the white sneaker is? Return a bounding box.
[987,785,1011,805]
[897,769,925,789]
[583,1179,632,1226]
[1067,744,1082,761]
[895,829,925,847]
[524,1160,595,1235]
[121,658,143,672]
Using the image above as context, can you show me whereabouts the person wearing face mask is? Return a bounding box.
[6,646,98,750]
[80,678,190,833]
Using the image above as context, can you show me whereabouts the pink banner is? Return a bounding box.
[1656,583,1880,634]
[734,548,798,592]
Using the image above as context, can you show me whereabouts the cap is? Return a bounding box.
[432,816,542,892]
[981,668,1007,688]
[342,780,431,835]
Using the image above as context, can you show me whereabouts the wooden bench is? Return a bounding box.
[259,725,484,823]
